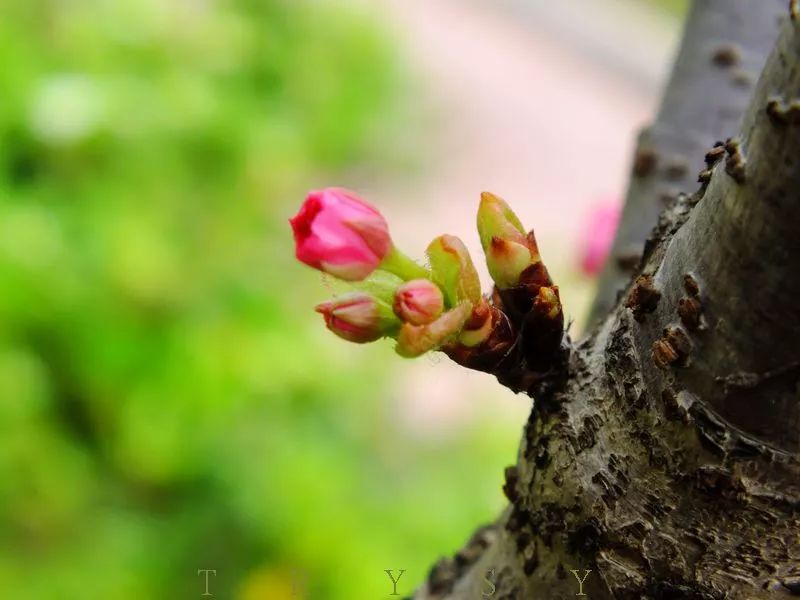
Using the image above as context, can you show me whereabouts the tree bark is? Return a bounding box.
[413,3,800,598]
[589,0,787,323]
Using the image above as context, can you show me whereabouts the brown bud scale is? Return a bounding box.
[766,96,800,126]
[652,323,693,370]
[444,305,515,374]
[633,147,658,178]
[704,145,725,167]
[678,296,702,330]
[683,273,700,297]
[766,98,788,125]
[724,137,747,184]
[711,44,740,68]
[697,169,713,184]
[652,339,679,370]
[625,274,661,321]
[663,325,692,357]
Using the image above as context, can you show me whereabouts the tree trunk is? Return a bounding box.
[413,3,800,598]
[588,0,787,322]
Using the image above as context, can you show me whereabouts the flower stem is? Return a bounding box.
[380,247,431,281]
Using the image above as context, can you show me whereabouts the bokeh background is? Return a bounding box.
[0,0,686,597]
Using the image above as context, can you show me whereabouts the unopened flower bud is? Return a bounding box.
[426,235,481,307]
[393,279,444,325]
[477,191,527,247]
[315,292,398,343]
[477,191,546,290]
[486,237,533,289]
[291,188,392,281]
[395,302,472,358]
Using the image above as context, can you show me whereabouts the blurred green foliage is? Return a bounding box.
[648,0,689,17]
[0,1,519,598]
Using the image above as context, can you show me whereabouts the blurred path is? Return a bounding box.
[353,0,682,432]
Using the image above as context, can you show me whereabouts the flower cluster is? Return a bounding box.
[290,187,563,371]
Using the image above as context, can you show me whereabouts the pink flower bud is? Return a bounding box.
[393,279,444,325]
[290,188,392,281]
[314,293,397,343]
[579,201,620,277]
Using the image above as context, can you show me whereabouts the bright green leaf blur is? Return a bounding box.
[0,1,520,598]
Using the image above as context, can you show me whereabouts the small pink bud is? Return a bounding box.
[290,187,392,281]
[393,279,444,325]
[579,201,620,277]
[314,293,397,343]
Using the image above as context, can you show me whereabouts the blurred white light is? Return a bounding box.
[29,74,105,145]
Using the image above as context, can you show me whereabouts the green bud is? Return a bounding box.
[395,302,472,358]
[477,191,544,289]
[477,191,527,249]
[485,237,532,289]
[426,235,481,308]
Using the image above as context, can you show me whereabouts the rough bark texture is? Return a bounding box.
[589,0,787,323]
[413,3,800,599]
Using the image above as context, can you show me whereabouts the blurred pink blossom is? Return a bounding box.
[579,200,621,277]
